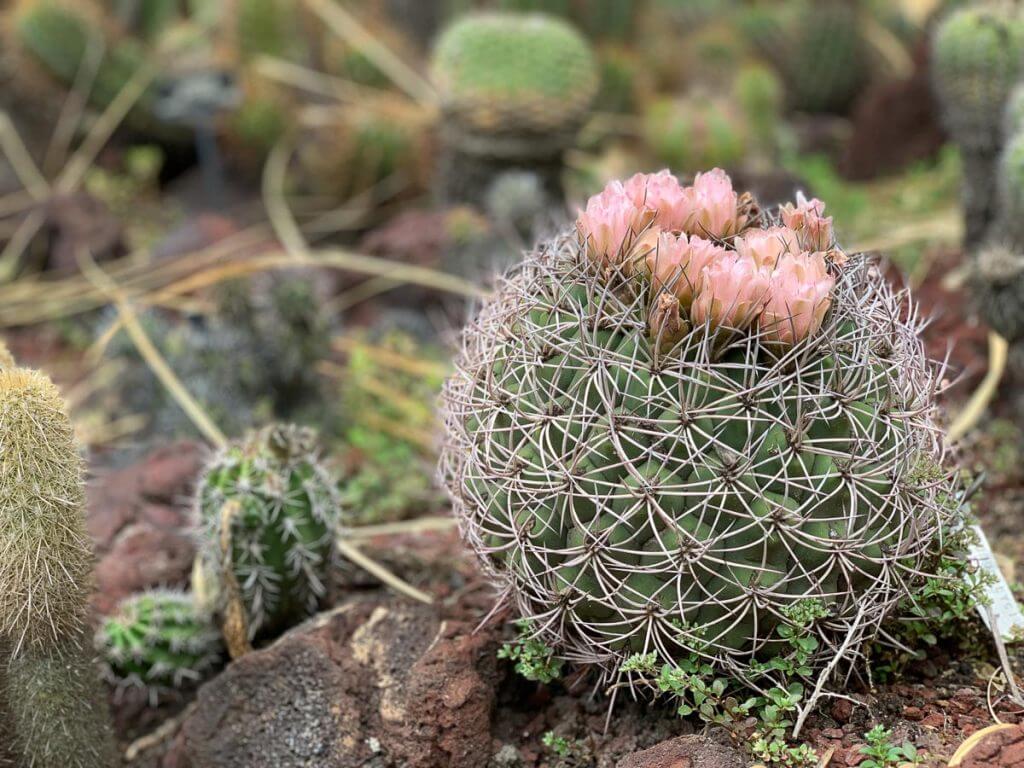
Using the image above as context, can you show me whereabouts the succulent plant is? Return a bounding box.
[733,63,784,163]
[438,169,963,695]
[196,424,342,641]
[95,589,223,701]
[0,366,117,767]
[741,0,868,115]
[644,96,747,174]
[431,11,598,205]
[932,2,1024,245]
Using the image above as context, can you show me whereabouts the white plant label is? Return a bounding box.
[970,524,1024,642]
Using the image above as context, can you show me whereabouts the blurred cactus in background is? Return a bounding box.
[0,366,117,767]
[932,2,1024,246]
[740,0,868,115]
[196,424,342,641]
[431,11,598,206]
[971,242,1024,344]
[644,95,747,174]
[96,589,223,703]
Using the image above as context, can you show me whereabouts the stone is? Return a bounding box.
[88,441,204,614]
[172,599,500,768]
[615,735,745,768]
[960,724,1024,767]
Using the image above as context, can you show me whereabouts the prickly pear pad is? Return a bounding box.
[439,182,962,697]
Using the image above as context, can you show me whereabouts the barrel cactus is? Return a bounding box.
[439,168,963,698]
[196,424,342,641]
[431,11,598,205]
[95,589,223,702]
[932,2,1024,246]
[644,96,747,174]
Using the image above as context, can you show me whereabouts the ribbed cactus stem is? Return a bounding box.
[0,366,116,767]
[0,368,93,650]
[196,423,342,641]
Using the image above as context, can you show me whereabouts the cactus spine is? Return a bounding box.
[96,589,223,702]
[196,424,342,641]
[932,2,1024,246]
[0,367,117,767]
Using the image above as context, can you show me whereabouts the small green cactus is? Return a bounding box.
[95,589,223,701]
[741,0,867,114]
[432,12,598,139]
[932,2,1024,245]
[196,424,342,641]
[971,242,1024,342]
[0,366,117,767]
[644,96,747,174]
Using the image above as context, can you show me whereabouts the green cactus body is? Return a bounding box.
[733,63,783,161]
[741,0,867,114]
[432,12,598,141]
[6,643,119,768]
[96,589,223,701]
[236,0,302,61]
[644,96,747,173]
[197,424,342,640]
[0,367,116,767]
[439,185,961,688]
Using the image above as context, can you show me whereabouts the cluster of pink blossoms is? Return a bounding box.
[576,169,841,346]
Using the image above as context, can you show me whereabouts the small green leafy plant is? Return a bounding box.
[859,725,925,768]
[498,620,563,684]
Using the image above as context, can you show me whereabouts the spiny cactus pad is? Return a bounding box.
[932,2,1024,152]
[431,12,598,138]
[0,368,94,652]
[96,589,223,699]
[197,424,342,640]
[439,169,962,693]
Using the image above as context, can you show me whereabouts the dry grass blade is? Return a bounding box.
[303,0,438,108]
[333,336,451,378]
[344,517,457,540]
[0,113,49,199]
[74,248,228,448]
[947,332,1008,443]
[335,539,434,605]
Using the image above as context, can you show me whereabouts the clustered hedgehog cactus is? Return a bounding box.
[196,424,342,641]
[95,589,223,703]
[932,2,1024,246]
[0,365,117,767]
[439,168,963,703]
[431,11,598,206]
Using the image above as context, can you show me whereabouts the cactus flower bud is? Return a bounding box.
[691,254,771,331]
[734,226,802,270]
[760,251,835,345]
[623,170,690,230]
[576,180,654,267]
[636,229,728,307]
[780,193,835,254]
[648,291,685,349]
[680,167,746,239]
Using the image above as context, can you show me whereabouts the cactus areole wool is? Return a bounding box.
[439,168,964,709]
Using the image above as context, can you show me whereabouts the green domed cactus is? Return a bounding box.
[439,169,963,696]
[196,424,342,641]
[95,589,223,701]
[741,0,867,114]
[932,3,1024,245]
[432,12,598,139]
[0,366,117,767]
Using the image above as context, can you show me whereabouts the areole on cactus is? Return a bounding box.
[438,168,964,708]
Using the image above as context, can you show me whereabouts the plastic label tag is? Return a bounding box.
[969,524,1024,642]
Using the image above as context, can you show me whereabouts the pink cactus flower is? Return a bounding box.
[623,170,690,231]
[576,181,654,267]
[759,251,835,345]
[680,168,744,239]
[690,254,771,331]
[780,192,835,254]
[637,229,728,307]
[733,226,802,270]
